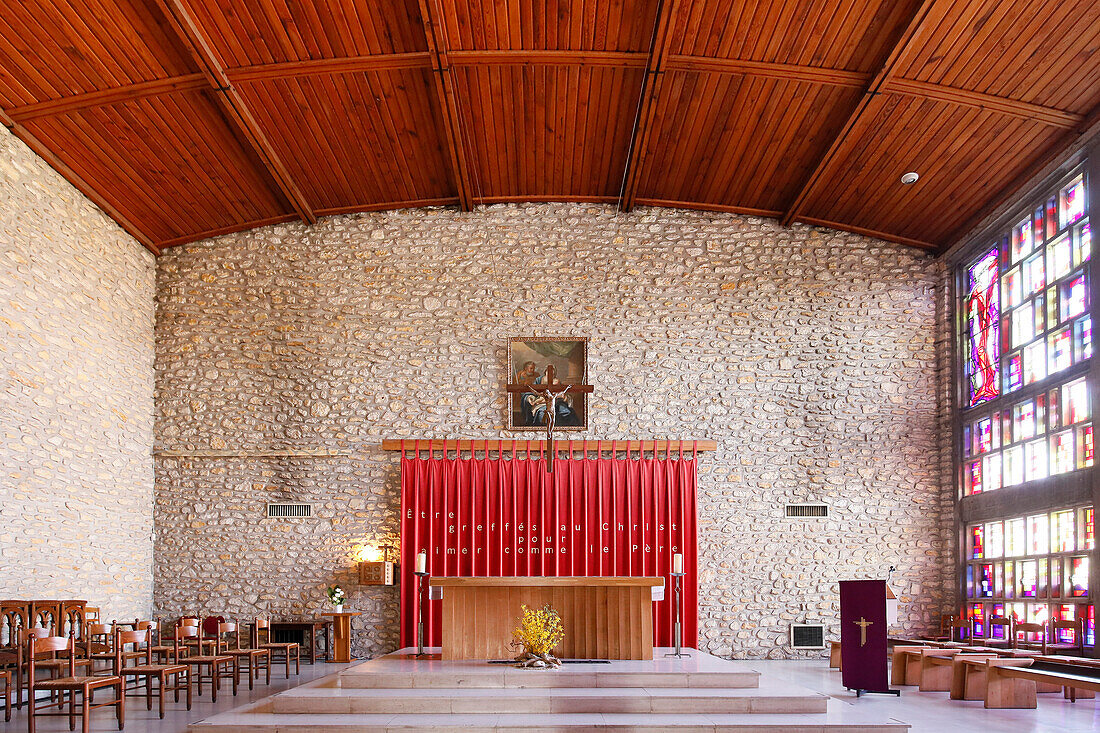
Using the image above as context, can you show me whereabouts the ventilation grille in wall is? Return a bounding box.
[785,503,829,518]
[790,624,826,649]
[266,503,313,518]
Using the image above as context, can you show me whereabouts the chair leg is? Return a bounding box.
[158,673,166,719]
[185,669,192,711]
[81,691,89,733]
[231,661,238,696]
[146,675,153,710]
[117,679,125,730]
[71,690,78,731]
[211,664,218,703]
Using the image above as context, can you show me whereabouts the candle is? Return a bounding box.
[416,551,427,574]
[673,553,683,574]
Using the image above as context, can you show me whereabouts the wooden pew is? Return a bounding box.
[890,645,926,686]
[918,649,965,691]
[985,658,1100,708]
[828,640,841,670]
[950,654,1000,700]
[1034,655,1100,700]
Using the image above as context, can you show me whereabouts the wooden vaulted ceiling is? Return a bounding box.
[1,1,1098,255]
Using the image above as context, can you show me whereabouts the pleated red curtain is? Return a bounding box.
[399,441,698,651]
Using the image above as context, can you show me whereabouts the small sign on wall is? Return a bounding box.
[359,561,395,586]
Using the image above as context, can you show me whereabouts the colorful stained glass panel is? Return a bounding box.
[967,248,1001,406]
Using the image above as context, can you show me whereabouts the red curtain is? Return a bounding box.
[399,442,698,651]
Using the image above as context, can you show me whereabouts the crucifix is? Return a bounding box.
[506,364,593,473]
[853,617,873,647]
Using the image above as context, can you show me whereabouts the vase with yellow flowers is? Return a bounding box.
[510,604,565,669]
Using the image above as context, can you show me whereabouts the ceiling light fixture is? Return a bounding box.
[900,171,920,185]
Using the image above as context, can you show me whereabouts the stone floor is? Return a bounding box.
[0,661,351,733]
[1,657,1097,732]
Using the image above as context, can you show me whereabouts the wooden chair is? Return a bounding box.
[0,668,10,722]
[1013,621,1047,653]
[84,622,143,675]
[973,616,1014,648]
[254,619,300,679]
[220,621,271,690]
[26,635,123,733]
[924,615,955,642]
[16,627,92,710]
[948,616,971,642]
[1048,618,1085,656]
[115,628,191,719]
[176,626,235,702]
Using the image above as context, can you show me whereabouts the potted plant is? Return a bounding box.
[510,604,564,668]
[327,585,346,613]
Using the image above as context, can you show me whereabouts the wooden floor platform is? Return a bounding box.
[189,648,909,732]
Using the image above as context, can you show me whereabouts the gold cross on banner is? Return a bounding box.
[854,617,873,647]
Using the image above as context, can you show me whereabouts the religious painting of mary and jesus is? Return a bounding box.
[507,337,588,431]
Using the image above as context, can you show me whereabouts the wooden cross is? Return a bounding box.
[506,364,593,473]
[854,617,873,647]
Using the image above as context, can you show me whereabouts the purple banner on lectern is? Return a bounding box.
[839,579,889,693]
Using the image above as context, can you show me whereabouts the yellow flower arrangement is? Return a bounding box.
[511,604,565,664]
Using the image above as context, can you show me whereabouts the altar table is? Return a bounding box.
[429,576,664,660]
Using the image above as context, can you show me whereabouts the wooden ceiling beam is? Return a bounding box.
[665,56,869,89]
[151,0,316,225]
[448,50,649,68]
[619,0,681,212]
[1,107,160,255]
[780,0,942,228]
[417,0,473,211]
[228,53,433,83]
[8,75,209,122]
[885,78,1084,129]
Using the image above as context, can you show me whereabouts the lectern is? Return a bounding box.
[430,576,665,660]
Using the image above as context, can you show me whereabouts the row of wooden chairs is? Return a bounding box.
[931,614,1086,655]
[2,613,304,731]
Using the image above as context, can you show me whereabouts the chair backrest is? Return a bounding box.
[1052,618,1083,645]
[59,600,87,641]
[1,601,29,649]
[174,623,199,657]
[1014,621,1046,651]
[84,606,100,623]
[116,628,152,667]
[987,616,1011,639]
[27,635,74,679]
[254,618,270,645]
[217,622,239,652]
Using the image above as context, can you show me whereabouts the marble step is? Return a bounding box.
[271,684,829,715]
[190,709,910,732]
[336,668,761,690]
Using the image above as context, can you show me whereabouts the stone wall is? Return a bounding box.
[154,203,950,658]
[0,125,156,622]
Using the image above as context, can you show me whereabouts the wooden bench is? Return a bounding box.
[950,654,1000,700]
[917,649,966,691]
[890,645,926,686]
[1034,655,1100,700]
[986,658,1100,708]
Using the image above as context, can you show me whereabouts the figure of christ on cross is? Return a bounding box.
[506,364,593,473]
[854,617,873,647]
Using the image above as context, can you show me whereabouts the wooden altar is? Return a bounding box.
[429,576,665,660]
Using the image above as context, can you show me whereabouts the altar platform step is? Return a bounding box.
[271,684,830,714]
[189,648,910,732]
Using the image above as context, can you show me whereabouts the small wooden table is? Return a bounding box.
[319,612,361,663]
[271,620,331,664]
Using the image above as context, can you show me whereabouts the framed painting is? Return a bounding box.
[507,337,588,431]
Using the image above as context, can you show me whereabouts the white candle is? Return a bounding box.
[416,551,427,574]
[673,553,683,574]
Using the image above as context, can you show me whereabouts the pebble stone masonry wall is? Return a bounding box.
[0,125,156,622]
[154,203,953,658]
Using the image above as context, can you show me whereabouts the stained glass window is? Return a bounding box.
[967,247,1001,406]
[960,166,1091,496]
[966,507,1091,640]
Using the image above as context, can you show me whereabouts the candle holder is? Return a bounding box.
[414,570,429,657]
[664,572,691,658]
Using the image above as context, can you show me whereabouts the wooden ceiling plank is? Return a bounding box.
[156,213,300,249]
[151,0,316,224]
[779,0,942,227]
[8,74,209,122]
[1,110,160,254]
[796,216,936,250]
[417,0,473,209]
[619,0,680,211]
